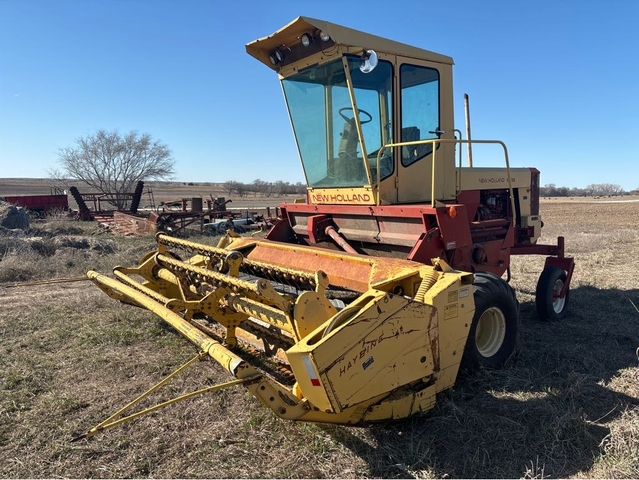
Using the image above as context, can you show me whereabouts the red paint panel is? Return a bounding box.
[456,189,480,221]
[307,214,332,244]
[2,194,68,211]
[435,205,472,250]
[407,229,445,264]
[283,202,438,218]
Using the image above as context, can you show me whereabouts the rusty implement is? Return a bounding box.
[81,232,477,431]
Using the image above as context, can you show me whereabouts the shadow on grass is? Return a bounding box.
[321,286,639,478]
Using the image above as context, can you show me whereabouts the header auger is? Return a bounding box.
[77,16,572,438]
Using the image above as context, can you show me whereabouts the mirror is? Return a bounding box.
[359,50,378,73]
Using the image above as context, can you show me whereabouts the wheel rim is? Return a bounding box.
[552,279,566,313]
[475,307,506,357]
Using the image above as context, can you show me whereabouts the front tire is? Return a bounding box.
[535,266,569,321]
[461,272,520,370]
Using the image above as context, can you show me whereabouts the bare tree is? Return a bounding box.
[56,130,175,208]
[223,180,241,196]
[584,183,624,197]
[251,179,272,196]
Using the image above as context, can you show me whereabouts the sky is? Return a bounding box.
[1,0,638,190]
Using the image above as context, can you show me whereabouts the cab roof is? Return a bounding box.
[246,16,454,70]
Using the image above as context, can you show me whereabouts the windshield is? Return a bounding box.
[282,56,393,189]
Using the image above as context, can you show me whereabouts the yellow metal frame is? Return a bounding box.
[80,233,475,434]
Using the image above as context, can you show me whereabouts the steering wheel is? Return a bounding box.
[339,107,373,124]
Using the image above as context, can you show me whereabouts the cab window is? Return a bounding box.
[400,64,439,167]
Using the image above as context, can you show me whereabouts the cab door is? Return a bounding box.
[395,58,456,204]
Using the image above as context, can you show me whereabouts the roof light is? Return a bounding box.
[301,33,312,47]
[319,31,330,42]
[269,48,285,65]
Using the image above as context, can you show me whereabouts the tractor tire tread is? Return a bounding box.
[461,272,520,371]
[535,266,569,321]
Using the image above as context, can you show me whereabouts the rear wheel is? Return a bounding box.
[462,272,520,370]
[535,266,569,321]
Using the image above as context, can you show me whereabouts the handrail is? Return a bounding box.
[375,138,515,219]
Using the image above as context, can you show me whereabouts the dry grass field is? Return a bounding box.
[0,180,638,478]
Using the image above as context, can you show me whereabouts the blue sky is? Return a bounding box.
[1,0,638,190]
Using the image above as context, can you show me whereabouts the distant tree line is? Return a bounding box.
[227,181,639,198]
[223,179,307,197]
[540,183,638,197]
